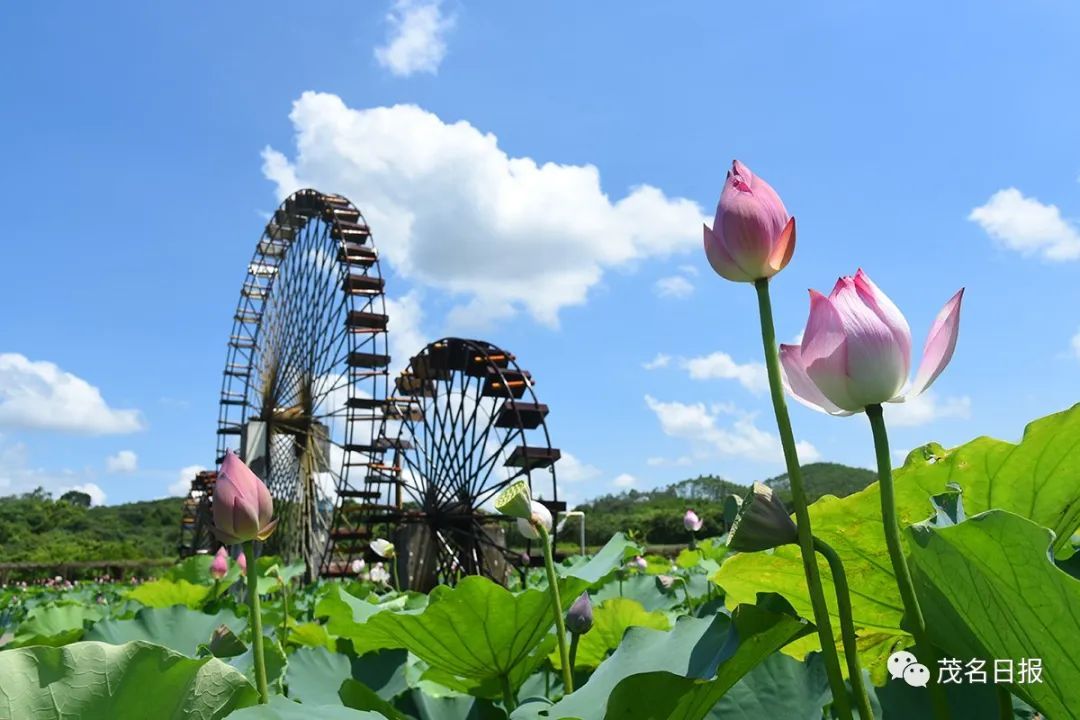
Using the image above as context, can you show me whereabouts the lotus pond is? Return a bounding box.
[2,405,1079,719]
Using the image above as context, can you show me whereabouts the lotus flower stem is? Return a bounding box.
[279,576,289,646]
[568,631,580,677]
[243,540,269,704]
[995,685,1012,720]
[813,537,874,720]
[392,561,401,592]
[754,278,853,720]
[500,674,517,711]
[867,404,949,720]
[536,524,573,694]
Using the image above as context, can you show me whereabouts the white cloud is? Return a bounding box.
[1071,328,1080,361]
[0,437,110,503]
[262,93,704,328]
[59,482,106,506]
[0,354,144,434]
[968,188,1080,261]
[105,450,138,473]
[612,473,636,488]
[645,455,692,467]
[643,353,672,370]
[384,290,428,376]
[169,464,206,497]
[645,395,819,464]
[678,264,700,277]
[654,275,694,299]
[885,392,972,428]
[374,0,454,77]
[682,352,768,393]
[558,452,602,484]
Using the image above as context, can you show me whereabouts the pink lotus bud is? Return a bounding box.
[703,160,796,283]
[212,450,278,544]
[210,547,229,579]
[780,270,964,414]
[237,551,247,573]
[683,510,703,532]
[628,556,648,572]
[566,592,593,635]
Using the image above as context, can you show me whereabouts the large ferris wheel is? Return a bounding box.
[178,189,564,585]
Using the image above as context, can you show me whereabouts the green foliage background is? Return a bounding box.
[0,489,180,567]
[0,462,874,571]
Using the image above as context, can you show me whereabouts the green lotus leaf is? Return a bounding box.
[907,509,1080,719]
[548,597,670,671]
[314,585,413,641]
[286,646,409,706]
[127,578,212,609]
[591,574,684,612]
[226,637,288,692]
[512,593,811,720]
[0,640,257,720]
[556,533,639,599]
[288,621,336,650]
[225,695,386,719]
[286,646,353,706]
[8,602,104,648]
[86,605,244,656]
[339,679,409,720]
[354,575,556,690]
[712,404,1080,682]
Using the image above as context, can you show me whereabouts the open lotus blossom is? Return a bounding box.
[212,450,278,544]
[780,270,964,414]
[566,592,594,635]
[210,547,229,579]
[516,500,553,541]
[703,160,796,283]
[370,562,391,585]
[370,538,395,558]
[350,558,366,574]
[683,509,703,532]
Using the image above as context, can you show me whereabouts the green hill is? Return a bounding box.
[0,461,875,571]
[762,461,877,506]
[0,489,181,566]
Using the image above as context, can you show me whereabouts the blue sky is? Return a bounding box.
[1,1,1079,508]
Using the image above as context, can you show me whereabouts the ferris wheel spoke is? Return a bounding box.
[433,372,486,504]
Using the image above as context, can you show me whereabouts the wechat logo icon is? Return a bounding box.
[888,650,930,688]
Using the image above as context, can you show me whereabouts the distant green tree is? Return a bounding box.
[59,490,92,508]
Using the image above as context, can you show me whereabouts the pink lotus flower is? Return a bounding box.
[780,269,964,414]
[210,547,229,579]
[237,551,247,573]
[683,510,703,533]
[212,450,278,544]
[628,556,648,571]
[703,160,796,283]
